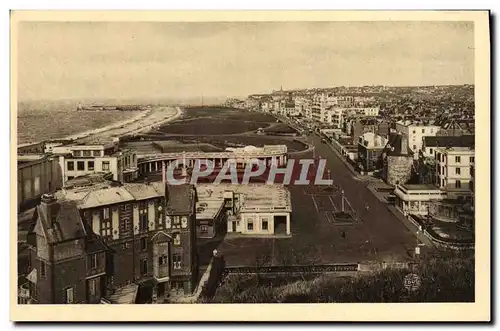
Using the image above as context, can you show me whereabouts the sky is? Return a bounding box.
[17,21,474,101]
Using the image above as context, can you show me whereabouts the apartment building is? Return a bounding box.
[52,142,139,184]
[395,121,441,159]
[435,146,475,199]
[312,92,337,123]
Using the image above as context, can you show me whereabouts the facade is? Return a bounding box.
[21,181,199,304]
[435,146,475,199]
[422,135,474,159]
[17,155,63,212]
[138,145,288,177]
[24,194,111,304]
[394,184,447,216]
[357,132,388,173]
[395,121,441,159]
[53,143,139,184]
[312,92,337,123]
[351,117,379,145]
[195,184,292,236]
[18,142,45,154]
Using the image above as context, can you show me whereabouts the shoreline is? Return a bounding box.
[18,106,184,147]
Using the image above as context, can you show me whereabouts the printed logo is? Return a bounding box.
[403,273,421,292]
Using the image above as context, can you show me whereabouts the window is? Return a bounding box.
[247,220,254,231]
[140,214,148,232]
[429,148,433,155]
[421,128,425,133]
[140,258,148,275]
[173,233,181,246]
[140,237,147,251]
[101,219,112,238]
[173,254,182,269]
[441,179,445,187]
[455,168,461,175]
[83,150,91,157]
[159,255,168,265]
[455,156,461,163]
[67,176,74,180]
[77,161,85,171]
[173,216,181,229]
[262,220,269,231]
[102,161,110,171]
[88,161,95,171]
[93,150,101,157]
[470,156,475,163]
[65,287,74,304]
[412,130,416,134]
[412,145,417,150]
[171,281,183,291]
[40,261,46,279]
[121,242,130,250]
[67,161,74,171]
[103,207,110,219]
[455,180,461,189]
[200,225,208,233]
[89,278,97,296]
[74,150,82,157]
[89,253,98,269]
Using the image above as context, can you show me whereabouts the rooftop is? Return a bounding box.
[196,184,292,213]
[401,184,440,191]
[424,135,475,148]
[138,145,287,161]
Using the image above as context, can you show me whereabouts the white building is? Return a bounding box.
[435,146,475,199]
[52,142,139,184]
[196,184,292,236]
[394,184,447,216]
[312,92,337,123]
[395,121,441,159]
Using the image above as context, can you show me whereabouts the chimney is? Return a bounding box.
[40,193,59,226]
[400,135,408,155]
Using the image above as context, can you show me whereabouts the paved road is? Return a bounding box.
[303,134,420,246]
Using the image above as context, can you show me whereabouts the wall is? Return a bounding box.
[18,157,63,211]
[61,156,118,183]
[385,155,413,186]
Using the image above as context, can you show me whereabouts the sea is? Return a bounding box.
[17,100,139,144]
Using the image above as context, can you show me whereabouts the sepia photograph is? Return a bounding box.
[10,10,490,322]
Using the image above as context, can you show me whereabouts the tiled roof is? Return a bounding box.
[123,183,163,201]
[79,186,136,209]
[424,135,474,148]
[34,200,87,244]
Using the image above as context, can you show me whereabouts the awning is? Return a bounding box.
[26,268,37,284]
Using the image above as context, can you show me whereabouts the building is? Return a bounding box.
[357,132,388,174]
[436,118,475,136]
[195,192,226,239]
[394,184,447,216]
[18,142,45,154]
[195,184,292,236]
[23,194,111,304]
[21,181,199,304]
[421,135,474,159]
[312,92,337,123]
[17,154,63,212]
[395,121,441,159]
[382,132,414,186]
[52,142,139,185]
[351,117,379,145]
[435,146,475,199]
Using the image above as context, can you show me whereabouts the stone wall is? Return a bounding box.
[385,155,413,185]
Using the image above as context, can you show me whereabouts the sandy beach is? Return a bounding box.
[58,106,182,144]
